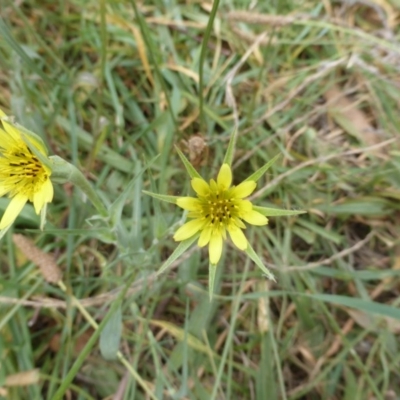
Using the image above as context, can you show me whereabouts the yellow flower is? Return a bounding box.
[173,163,268,265]
[0,109,53,233]
[144,146,305,299]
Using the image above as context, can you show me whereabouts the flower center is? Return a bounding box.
[0,144,48,198]
[200,189,238,227]
[9,149,46,178]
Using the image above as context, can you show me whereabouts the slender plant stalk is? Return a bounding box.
[199,0,220,130]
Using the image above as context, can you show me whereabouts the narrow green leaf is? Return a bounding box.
[304,293,400,321]
[253,205,306,217]
[0,225,11,241]
[208,262,217,301]
[143,190,179,205]
[128,0,177,128]
[223,127,238,167]
[297,219,342,245]
[109,155,159,226]
[157,234,199,275]
[315,197,391,216]
[198,0,220,128]
[181,92,230,131]
[149,319,213,354]
[244,154,280,183]
[0,18,51,84]
[99,306,122,361]
[56,116,133,173]
[50,157,108,217]
[40,203,47,230]
[175,146,202,179]
[245,242,275,281]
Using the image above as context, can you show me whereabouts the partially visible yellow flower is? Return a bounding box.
[174,163,267,265]
[0,109,53,233]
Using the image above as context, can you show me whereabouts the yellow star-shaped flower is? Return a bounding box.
[144,143,304,297]
[174,163,268,265]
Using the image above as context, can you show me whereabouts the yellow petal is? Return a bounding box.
[0,108,6,117]
[217,163,232,189]
[227,225,248,250]
[237,199,252,212]
[176,197,202,211]
[231,181,256,198]
[0,194,28,229]
[33,179,53,214]
[221,225,227,240]
[187,211,202,219]
[0,185,10,197]
[43,179,54,202]
[1,119,22,141]
[241,209,269,226]
[233,217,246,229]
[198,226,212,247]
[0,128,17,148]
[209,179,218,192]
[173,218,205,241]
[191,178,209,196]
[209,232,223,265]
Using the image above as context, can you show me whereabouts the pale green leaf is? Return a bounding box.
[40,203,47,231]
[0,225,11,241]
[99,305,122,361]
[253,205,306,217]
[304,293,400,321]
[223,127,238,167]
[296,219,342,245]
[143,190,179,205]
[175,146,202,179]
[157,234,199,275]
[245,242,275,281]
[208,262,217,301]
[109,155,159,226]
[56,115,133,173]
[244,154,280,183]
[315,197,391,216]
[0,18,51,83]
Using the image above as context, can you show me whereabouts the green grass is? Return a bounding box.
[1,0,400,399]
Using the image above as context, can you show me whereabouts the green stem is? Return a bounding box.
[50,155,108,218]
[199,0,220,130]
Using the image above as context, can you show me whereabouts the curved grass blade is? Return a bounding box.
[223,127,238,167]
[143,191,179,205]
[175,146,202,179]
[245,242,275,281]
[157,234,199,275]
[253,205,306,217]
[209,262,217,301]
[244,154,280,183]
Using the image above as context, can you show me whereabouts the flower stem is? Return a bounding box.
[50,155,108,218]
